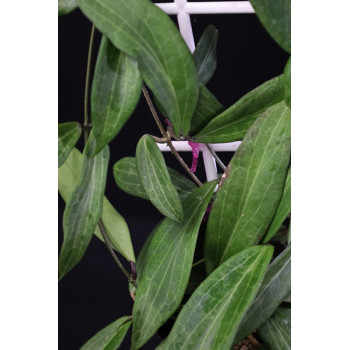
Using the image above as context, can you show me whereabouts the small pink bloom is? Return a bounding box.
[188,141,200,173]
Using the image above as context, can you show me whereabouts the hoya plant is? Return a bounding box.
[58,0,291,349]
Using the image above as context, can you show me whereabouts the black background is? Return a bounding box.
[58,1,289,349]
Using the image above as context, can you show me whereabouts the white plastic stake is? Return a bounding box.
[154,1,252,181]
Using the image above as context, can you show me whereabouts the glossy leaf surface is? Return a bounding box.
[77,0,199,136]
[58,148,135,262]
[193,25,218,85]
[264,167,291,243]
[91,36,142,155]
[136,135,183,222]
[160,246,274,350]
[58,122,82,167]
[193,75,284,143]
[257,307,291,350]
[131,181,217,349]
[80,316,131,350]
[59,136,110,279]
[205,101,291,273]
[249,0,291,53]
[190,85,224,136]
[234,245,291,343]
[58,0,78,16]
[284,57,291,108]
[113,157,196,201]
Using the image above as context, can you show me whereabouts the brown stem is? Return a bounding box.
[141,85,202,187]
[98,221,138,288]
[83,24,96,143]
[205,143,226,171]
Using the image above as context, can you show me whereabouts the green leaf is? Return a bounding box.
[77,0,199,137]
[58,122,82,167]
[284,57,291,108]
[234,245,291,343]
[59,136,110,279]
[58,148,135,263]
[190,85,224,136]
[136,135,183,222]
[80,316,132,350]
[159,245,274,350]
[193,75,285,143]
[91,36,142,156]
[257,307,291,350]
[193,25,219,85]
[113,157,196,202]
[204,101,291,273]
[249,0,291,53]
[264,167,291,243]
[58,0,78,16]
[131,181,217,349]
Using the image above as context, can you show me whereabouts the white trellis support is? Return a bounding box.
[155,0,255,181]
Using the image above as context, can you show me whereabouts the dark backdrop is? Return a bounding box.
[58,1,289,349]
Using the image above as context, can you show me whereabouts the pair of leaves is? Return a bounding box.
[257,307,291,350]
[58,122,82,167]
[249,0,291,54]
[91,36,142,156]
[193,75,285,143]
[158,245,274,350]
[234,245,291,343]
[58,147,135,278]
[59,135,110,279]
[113,157,196,202]
[80,316,131,350]
[77,0,199,137]
[131,181,217,349]
[135,135,184,222]
[205,101,291,273]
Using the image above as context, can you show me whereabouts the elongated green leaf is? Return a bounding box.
[205,101,291,273]
[249,0,291,53]
[91,36,142,155]
[264,167,291,243]
[131,181,217,349]
[136,135,183,222]
[190,85,224,136]
[113,157,196,201]
[58,148,135,262]
[193,25,218,85]
[284,57,291,108]
[234,245,291,343]
[257,307,291,350]
[59,0,78,16]
[59,136,110,279]
[77,0,199,137]
[193,75,285,143]
[159,246,273,350]
[80,316,131,350]
[58,122,82,167]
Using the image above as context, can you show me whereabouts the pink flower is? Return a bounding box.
[188,141,200,173]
